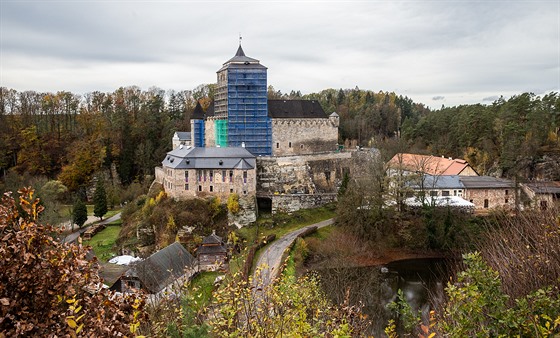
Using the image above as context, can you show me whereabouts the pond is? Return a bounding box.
[315,258,453,336]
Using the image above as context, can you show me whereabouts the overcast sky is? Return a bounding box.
[1,0,559,108]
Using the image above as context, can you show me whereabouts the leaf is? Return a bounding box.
[67,318,77,328]
[76,323,84,333]
[0,298,9,306]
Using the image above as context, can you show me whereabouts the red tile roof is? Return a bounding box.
[388,153,476,176]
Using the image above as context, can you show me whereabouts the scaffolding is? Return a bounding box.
[193,120,205,147]
[215,119,228,147]
[226,68,272,156]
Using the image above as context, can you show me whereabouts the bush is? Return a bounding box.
[0,188,145,336]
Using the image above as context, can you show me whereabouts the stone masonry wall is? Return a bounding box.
[271,118,339,156]
[463,188,516,210]
[257,150,376,213]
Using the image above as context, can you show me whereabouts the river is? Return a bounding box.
[314,258,453,336]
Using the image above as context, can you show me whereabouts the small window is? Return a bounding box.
[243,171,247,183]
[185,171,189,182]
[541,200,548,210]
[209,170,214,182]
[484,199,489,208]
[185,184,189,190]
[442,191,450,196]
[505,198,508,203]
[210,186,213,192]
[222,170,226,182]
[229,171,233,182]
[505,189,509,196]
[198,185,202,192]
[289,142,292,148]
[430,191,438,197]
[324,171,331,182]
[470,199,473,203]
[243,190,247,195]
[230,188,234,193]
[300,144,304,149]
[276,142,279,148]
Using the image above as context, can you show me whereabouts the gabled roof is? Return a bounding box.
[407,175,464,190]
[163,146,256,170]
[198,244,227,255]
[173,132,191,140]
[388,153,476,176]
[268,100,328,119]
[126,242,195,294]
[523,181,560,194]
[202,232,223,245]
[459,176,515,189]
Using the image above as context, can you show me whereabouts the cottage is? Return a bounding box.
[460,176,516,211]
[117,242,196,294]
[197,232,228,271]
[521,181,560,210]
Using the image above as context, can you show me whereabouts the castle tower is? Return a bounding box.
[215,44,272,156]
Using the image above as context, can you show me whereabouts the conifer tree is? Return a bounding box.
[72,198,88,229]
[93,179,107,220]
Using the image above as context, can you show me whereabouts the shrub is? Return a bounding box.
[0,188,145,336]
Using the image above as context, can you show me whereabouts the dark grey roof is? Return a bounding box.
[460,176,515,189]
[191,101,205,119]
[198,244,227,256]
[174,132,191,140]
[127,242,195,294]
[524,181,560,194]
[268,100,328,119]
[100,263,129,288]
[163,146,256,170]
[202,232,223,245]
[408,175,464,190]
[218,45,267,72]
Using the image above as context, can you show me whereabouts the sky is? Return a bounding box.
[1,0,559,109]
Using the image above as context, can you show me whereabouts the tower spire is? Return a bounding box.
[239,33,242,46]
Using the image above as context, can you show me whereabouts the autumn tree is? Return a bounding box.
[0,188,145,336]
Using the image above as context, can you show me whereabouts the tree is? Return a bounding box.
[72,198,88,229]
[93,179,107,220]
[0,188,145,336]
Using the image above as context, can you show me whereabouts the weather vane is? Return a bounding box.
[239,33,242,46]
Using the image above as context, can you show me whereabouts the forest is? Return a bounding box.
[2,85,559,197]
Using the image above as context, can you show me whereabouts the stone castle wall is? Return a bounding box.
[463,187,515,210]
[271,118,339,156]
[257,150,376,213]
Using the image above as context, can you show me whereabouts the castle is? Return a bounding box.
[155,45,372,225]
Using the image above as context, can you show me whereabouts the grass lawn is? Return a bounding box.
[237,205,336,245]
[189,271,221,310]
[86,205,121,220]
[83,223,122,262]
[235,204,336,276]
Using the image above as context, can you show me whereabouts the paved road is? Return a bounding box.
[62,213,122,244]
[254,218,334,287]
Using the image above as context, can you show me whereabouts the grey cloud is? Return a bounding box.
[432,96,445,101]
[482,96,500,102]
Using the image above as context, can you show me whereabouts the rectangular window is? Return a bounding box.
[210,186,213,192]
[243,171,247,184]
[209,170,213,182]
[204,170,207,182]
[198,185,202,192]
[289,142,292,148]
[222,170,226,182]
[185,184,189,190]
[185,171,188,182]
[229,170,233,183]
[430,191,438,197]
[276,142,279,148]
[442,191,450,196]
[505,189,509,195]
[505,198,508,203]
[197,170,202,182]
[484,199,489,208]
[230,188,234,193]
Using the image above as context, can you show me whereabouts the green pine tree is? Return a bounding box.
[93,179,108,220]
[72,198,88,229]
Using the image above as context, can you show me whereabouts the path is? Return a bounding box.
[254,218,334,287]
[62,213,122,244]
